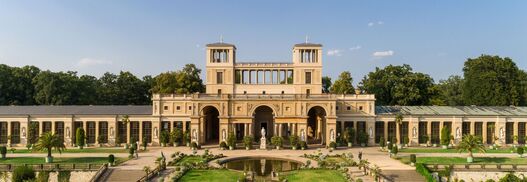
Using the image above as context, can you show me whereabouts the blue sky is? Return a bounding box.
[0,1,526,84]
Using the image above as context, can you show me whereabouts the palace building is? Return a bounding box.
[1,41,527,148]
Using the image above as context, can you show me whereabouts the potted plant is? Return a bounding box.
[76,128,85,149]
[518,147,524,158]
[108,154,115,166]
[243,135,253,150]
[173,128,183,147]
[300,141,307,150]
[184,130,191,147]
[457,135,486,163]
[387,142,393,153]
[271,136,283,150]
[390,145,398,158]
[344,127,355,147]
[33,132,65,163]
[290,135,299,150]
[190,142,198,150]
[115,136,121,147]
[329,141,337,150]
[379,136,386,150]
[403,136,410,147]
[440,127,451,149]
[142,136,148,150]
[97,135,106,147]
[410,154,416,166]
[219,141,227,150]
[227,131,236,150]
[513,135,518,148]
[358,131,369,147]
[0,146,6,159]
[160,130,169,147]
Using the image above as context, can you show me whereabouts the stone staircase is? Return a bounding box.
[99,168,145,182]
[381,169,425,182]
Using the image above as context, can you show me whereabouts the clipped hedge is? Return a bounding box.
[415,163,437,182]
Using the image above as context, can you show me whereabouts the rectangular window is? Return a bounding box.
[431,122,440,144]
[0,122,7,144]
[475,122,483,138]
[357,121,366,134]
[130,121,140,143]
[99,122,108,143]
[72,122,82,145]
[216,72,223,84]
[305,72,312,84]
[506,122,513,144]
[418,122,427,144]
[400,122,409,144]
[462,122,470,136]
[11,122,20,144]
[217,89,222,94]
[388,122,396,142]
[336,122,342,137]
[87,121,96,144]
[43,121,52,133]
[55,122,64,142]
[287,70,293,84]
[142,121,152,143]
[306,89,310,95]
[375,121,384,143]
[519,122,526,144]
[118,121,127,144]
[161,121,171,132]
[487,122,495,144]
[235,70,241,84]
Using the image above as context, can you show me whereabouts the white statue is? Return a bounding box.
[153,127,158,138]
[412,127,417,138]
[456,127,461,139]
[330,129,335,142]
[261,127,266,138]
[499,127,504,139]
[301,129,306,141]
[222,129,226,141]
[192,129,198,142]
[368,127,373,138]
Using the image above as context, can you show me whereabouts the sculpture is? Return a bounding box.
[456,127,461,139]
[261,127,266,138]
[300,129,306,141]
[412,127,417,138]
[192,129,198,142]
[222,129,226,141]
[330,129,335,142]
[368,127,373,138]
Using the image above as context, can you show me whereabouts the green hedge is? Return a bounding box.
[415,163,437,182]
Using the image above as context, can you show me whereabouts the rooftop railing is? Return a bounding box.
[153,93,375,100]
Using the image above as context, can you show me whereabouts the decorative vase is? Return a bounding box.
[442,145,448,149]
[45,156,53,163]
[348,143,353,147]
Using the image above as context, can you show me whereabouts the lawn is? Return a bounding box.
[0,157,126,164]
[283,169,347,182]
[179,169,244,182]
[8,148,128,153]
[176,156,208,165]
[396,156,527,165]
[323,156,354,166]
[399,147,517,154]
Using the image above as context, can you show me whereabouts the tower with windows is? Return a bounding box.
[205,42,236,94]
[292,42,323,94]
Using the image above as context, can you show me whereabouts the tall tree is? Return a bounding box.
[330,71,355,94]
[322,76,332,93]
[32,71,81,105]
[436,75,464,106]
[152,64,205,94]
[463,55,523,106]
[360,64,436,105]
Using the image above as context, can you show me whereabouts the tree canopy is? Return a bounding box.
[360,64,436,105]
[151,64,205,94]
[330,71,355,94]
[322,76,332,93]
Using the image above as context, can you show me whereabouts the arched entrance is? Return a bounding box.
[253,106,274,139]
[307,106,326,144]
[202,106,220,144]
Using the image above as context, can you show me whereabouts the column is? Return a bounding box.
[139,121,143,144]
[482,122,488,144]
[248,123,252,136]
[39,121,43,136]
[427,122,432,144]
[95,121,100,144]
[7,122,11,146]
[396,122,401,144]
[384,121,388,143]
[439,121,444,145]
[514,122,519,145]
[278,123,283,137]
[51,122,55,134]
[127,121,131,144]
[470,120,475,135]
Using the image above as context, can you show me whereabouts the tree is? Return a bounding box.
[330,71,355,94]
[457,135,485,163]
[440,127,451,147]
[76,128,86,149]
[97,71,150,105]
[436,75,464,106]
[12,165,35,182]
[322,76,332,93]
[463,55,524,106]
[32,71,80,105]
[33,132,65,163]
[360,64,436,106]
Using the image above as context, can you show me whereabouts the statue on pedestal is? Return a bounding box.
[260,127,267,150]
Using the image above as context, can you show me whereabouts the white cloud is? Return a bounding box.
[327,49,342,56]
[349,46,362,51]
[368,21,384,27]
[76,58,112,67]
[372,50,394,58]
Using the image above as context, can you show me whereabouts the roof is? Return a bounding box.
[294,43,322,47]
[376,106,527,116]
[0,105,152,115]
[206,42,236,48]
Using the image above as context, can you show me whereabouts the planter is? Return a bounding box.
[432,144,437,147]
[410,162,415,166]
[348,143,353,147]
[45,156,53,163]
[360,143,366,147]
[246,147,250,150]
[467,157,473,163]
[124,144,129,149]
[388,150,391,153]
[186,142,190,147]
[301,147,305,150]
[229,146,234,150]
[161,143,166,147]
[292,146,297,150]
[78,146,83,149]
[143,147,147,151]
[442,145,448,149]
[108,162,113,167]
[174,143,179,147]
[276,146,280,150]
[397,144,402,149]
[489,145,494,150]
[99,144,103,147]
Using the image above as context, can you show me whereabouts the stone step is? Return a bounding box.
[100,169,145,182]
[381,169,425,182]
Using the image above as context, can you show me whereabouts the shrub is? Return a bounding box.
[485,179,495,182]
[142,136,148,149]
[271,136,283,148]
[391,145,398,155]
[329,142,337,149]
[517,147,524,155]
[243,135,253,149]
[379,136,386,148]
[227,131,236,148]
[172,128,183,145]
[410,154,416,163]
[12,165,35,182]
[76,127,85,148]
[357,131,369,146]
[404,136,410,145]
[440,127,451,146]
[415,163,435,182]
[0,146,6,158]
[129,147,135,156]
[191,142,198,149]
[97,135,106,144]
[289,135,299,148]
[299,141,308,149]
[344,127,355,143]
[219,141,227,149]
[160,130,170,146]
[37,171,50,182]
[184,130,191,144]
[108,154,115,164]
[57,171,70,182]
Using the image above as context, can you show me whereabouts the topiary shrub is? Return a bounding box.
[289,135,299,149]
[128,147,135,159]
[0,146,7,159]
[299,141,308,150]
[36,171,50,182]
[12,165,35,182]
[76,127,85,149]
[271,136,283,149]
[518,147,524,157]
[391,145,398,156]
[191,142,198,150]
[227,131,236,150]
[243,135,253,150]
[57,171,70,182]
[440,127,451,147]
[345,127,355,146]
[108,154,115,166]
[357,131,369,146]
[379,136,386,148]
[329,141,337,149]
[160,130,170,147]
[219,141,227,149]
[410,154,417,165]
